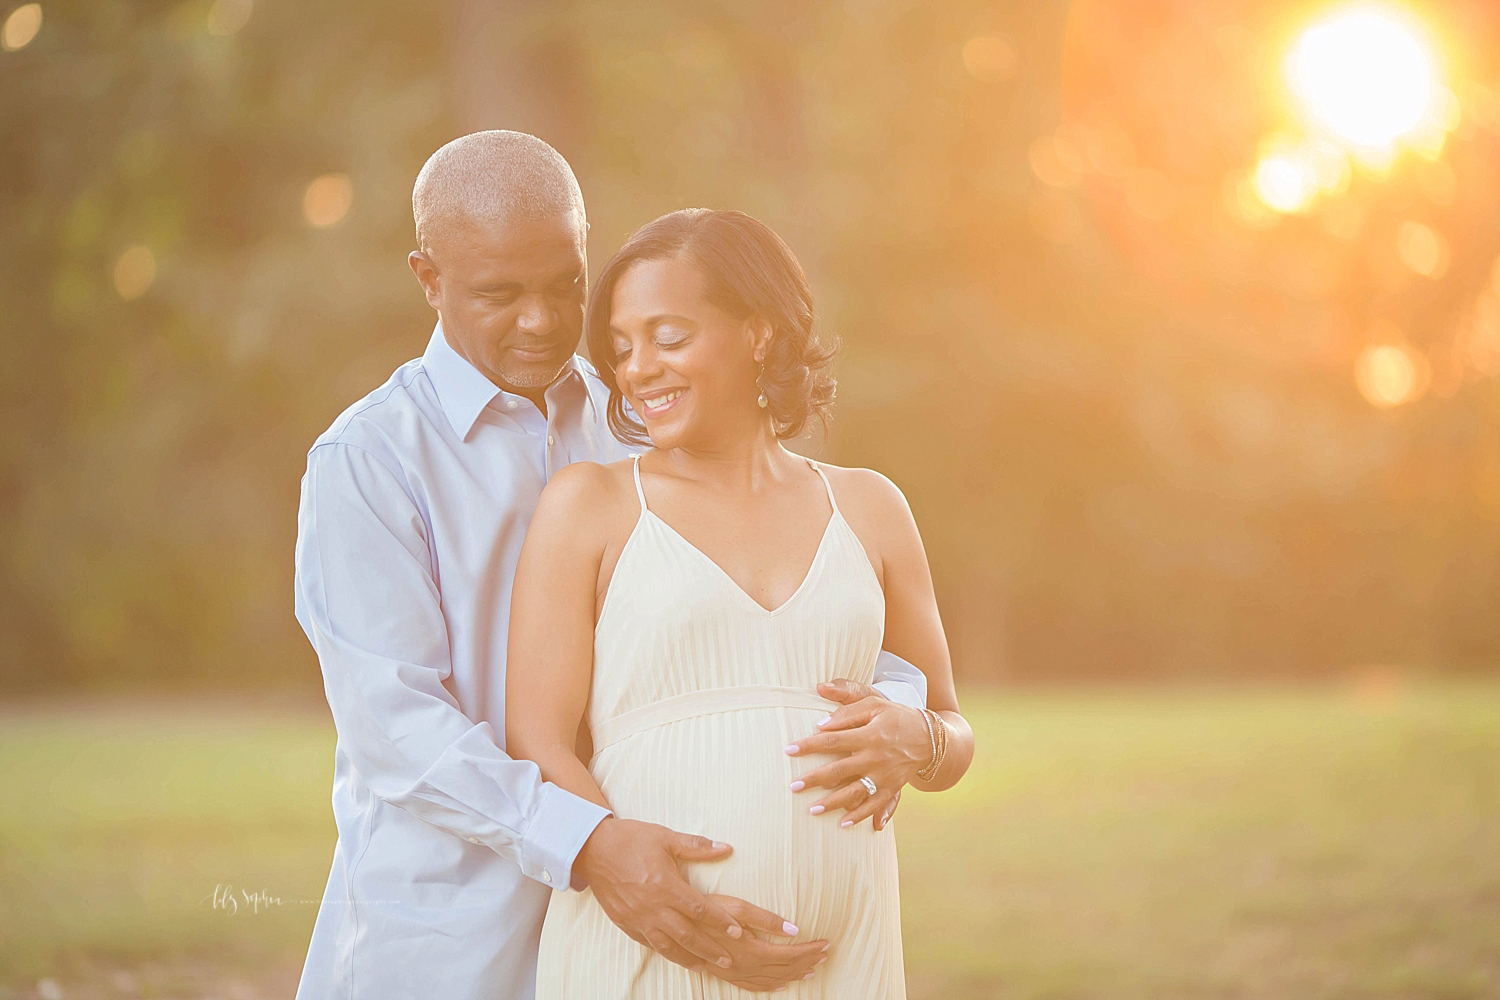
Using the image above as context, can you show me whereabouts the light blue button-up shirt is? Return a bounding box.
[292,325,927,1000]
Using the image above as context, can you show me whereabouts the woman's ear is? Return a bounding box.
[748,316,774,364]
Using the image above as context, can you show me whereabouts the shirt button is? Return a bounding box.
[468,837,482,845]
[541,870,552,883]
[547,435,554,446]
[506,399,518,410]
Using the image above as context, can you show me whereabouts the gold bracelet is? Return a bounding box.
[918,709,944,782]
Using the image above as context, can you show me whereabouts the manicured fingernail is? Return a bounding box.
[728,924,742,939]
[712,841,729,849]
[816,715,832,727]
[840,818,853,827]
[821,942,831,952]
[782,921,798,935]
[718,957,732,968]
[789,780,805,792]
[803,972,816,980]
[809,804,824,815]
[784,744,800,755]
[817,954,829,964]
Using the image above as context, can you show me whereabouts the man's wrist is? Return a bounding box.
[570,813,618,890]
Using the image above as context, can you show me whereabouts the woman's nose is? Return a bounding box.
[619,343,660,383]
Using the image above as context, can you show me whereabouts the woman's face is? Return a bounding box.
[607,256,766,450]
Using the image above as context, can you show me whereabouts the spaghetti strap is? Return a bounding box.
[631,454,649,514]
[806,458,840,516]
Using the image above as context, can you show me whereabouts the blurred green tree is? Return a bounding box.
[1,0,1497,694]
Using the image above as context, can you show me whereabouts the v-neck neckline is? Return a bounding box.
[644,508,839,616]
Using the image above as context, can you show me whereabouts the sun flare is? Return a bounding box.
[1286,6,1442,151]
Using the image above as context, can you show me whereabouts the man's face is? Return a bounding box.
[411,213,587,390]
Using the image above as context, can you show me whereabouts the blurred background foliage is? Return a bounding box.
[3,0,1499,696]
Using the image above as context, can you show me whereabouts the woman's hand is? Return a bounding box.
[785,679,933,829]
[698,895,831,992]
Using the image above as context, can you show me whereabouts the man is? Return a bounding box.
[292,130,928,999]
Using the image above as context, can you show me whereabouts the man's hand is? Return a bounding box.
[787,679,930,829]
[699,895,831,992]
[574,817,801,975]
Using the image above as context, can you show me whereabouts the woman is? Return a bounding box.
[507,208,973,998]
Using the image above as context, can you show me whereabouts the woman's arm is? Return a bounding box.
[787,468,975,825]
[870,473,974,792]
[505,462,614,809]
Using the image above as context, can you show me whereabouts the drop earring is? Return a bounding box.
[755,361,768,408]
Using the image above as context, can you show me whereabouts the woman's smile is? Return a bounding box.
[638,388,688,418]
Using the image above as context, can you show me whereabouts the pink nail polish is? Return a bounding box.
[809,805,824,815]
[816,715,832,727]
[784,745,798,755]
[789,780,805,792]
[839,818,853,827]
[817,954,829,964]
[803,972,815,980]
[782,921,798,935]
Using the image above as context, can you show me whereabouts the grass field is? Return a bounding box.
[1,682,1498,999]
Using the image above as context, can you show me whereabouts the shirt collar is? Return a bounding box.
[421,323,589,440]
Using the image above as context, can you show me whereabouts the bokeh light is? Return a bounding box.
[961,35,1017,83]
[1,3,41,51]
[1395,220,1449,278]
[302,173,353,227]
[1028,134,1085,187]
[1253,148,1318,213]
[1286,7,1442,152]
[1355,342,1429,407]
[112,245,156,301]
[206,0,253,37]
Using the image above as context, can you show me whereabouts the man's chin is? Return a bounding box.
[495,355,569,390]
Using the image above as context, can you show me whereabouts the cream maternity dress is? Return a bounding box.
[534,455,905,999]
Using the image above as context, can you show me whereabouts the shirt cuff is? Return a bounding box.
[873,679,925,710]
[515,783,612,891]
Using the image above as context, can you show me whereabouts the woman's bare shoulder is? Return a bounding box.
[814,462,913,521]
[534,458,641,534]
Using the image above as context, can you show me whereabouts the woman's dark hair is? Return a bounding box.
[586,208,837,446]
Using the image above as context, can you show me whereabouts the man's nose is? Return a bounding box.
[515,293,558,335]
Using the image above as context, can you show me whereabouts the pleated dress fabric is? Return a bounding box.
[534,456,906,999]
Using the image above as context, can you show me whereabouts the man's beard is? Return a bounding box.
[495,355,569,389]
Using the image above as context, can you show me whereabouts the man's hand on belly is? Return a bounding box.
[576,816,816,980]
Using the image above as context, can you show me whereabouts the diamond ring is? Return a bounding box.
[858,776,878,797]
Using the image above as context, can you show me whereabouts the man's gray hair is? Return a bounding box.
[412,130,585,257]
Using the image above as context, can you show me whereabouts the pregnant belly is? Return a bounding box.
[589,695,898,940]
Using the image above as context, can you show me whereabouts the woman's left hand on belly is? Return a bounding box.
[783,679,932,830]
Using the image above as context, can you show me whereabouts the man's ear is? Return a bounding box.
[408,251,443,312]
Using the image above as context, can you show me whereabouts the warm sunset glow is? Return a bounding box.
[1286,7,1442,152]
[1355,343,1428,407]
[1,3,41,51]
[303,173,353,227]
[112,245,157,301]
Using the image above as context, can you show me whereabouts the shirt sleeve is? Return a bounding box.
[294,440,608,890]
[871,650,928,709]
